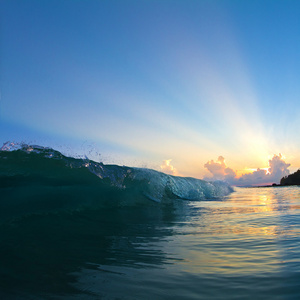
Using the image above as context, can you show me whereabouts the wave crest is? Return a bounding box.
[0,143,233,218]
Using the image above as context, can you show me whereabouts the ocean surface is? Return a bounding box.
[1,145,300,299]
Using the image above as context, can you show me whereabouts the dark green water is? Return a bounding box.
[1,146,299,299]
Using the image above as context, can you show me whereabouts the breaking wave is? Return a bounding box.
[0,143,233,219]
[0,142,234,297]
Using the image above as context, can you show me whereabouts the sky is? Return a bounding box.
[1,0,300,185]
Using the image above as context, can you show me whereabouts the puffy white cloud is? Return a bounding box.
[204,156,237,181]
[204,154,291,186]
[160,159,178,176]
[268,154,290,180]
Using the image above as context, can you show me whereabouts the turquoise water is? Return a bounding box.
[1,146,300,299]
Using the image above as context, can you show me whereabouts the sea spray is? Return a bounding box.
[0,143,233,221]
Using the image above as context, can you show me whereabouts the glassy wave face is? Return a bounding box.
[0,144,233,218]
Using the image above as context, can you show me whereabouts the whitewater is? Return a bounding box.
[0,144,300,299]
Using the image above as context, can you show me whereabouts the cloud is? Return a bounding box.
[268,154,290,179]
[204,156,236,181]
[160,159,178,176]
[204,154,291,186]
[235,168,268,186]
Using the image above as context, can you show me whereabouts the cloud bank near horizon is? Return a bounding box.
[204,154,291,186]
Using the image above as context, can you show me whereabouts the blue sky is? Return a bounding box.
[1,0,300,181]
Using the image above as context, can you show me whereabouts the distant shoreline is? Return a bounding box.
[242,169,300,188]
[243,184,300,188]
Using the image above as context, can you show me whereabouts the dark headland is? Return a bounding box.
[250,169,300,188]
[279,169,300,186]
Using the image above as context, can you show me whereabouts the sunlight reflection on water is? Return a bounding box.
[1,187,299,299]
[70,187,300,299]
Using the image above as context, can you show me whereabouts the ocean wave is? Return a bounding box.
[0,143,233,218]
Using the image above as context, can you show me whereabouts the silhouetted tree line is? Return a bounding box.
[280,169,300,185]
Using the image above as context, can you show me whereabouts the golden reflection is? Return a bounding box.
[230,225,279,236]
[180,245,282,275]
[178,187,300,276]
[223,189,280,236]
[228,187,278,214]
[196,187,298,237]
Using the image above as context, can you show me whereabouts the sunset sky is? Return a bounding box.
[1,0,300,185]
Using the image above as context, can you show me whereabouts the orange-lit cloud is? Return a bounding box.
[160,159,178,176]
[204,154,291,186]
[204,156,236,181]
